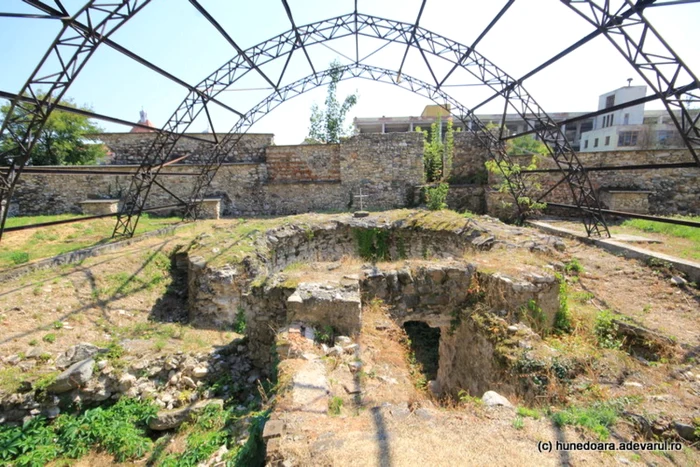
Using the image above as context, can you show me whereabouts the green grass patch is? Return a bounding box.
[516,406,542,419]
[550,398,635,440]
[9,251,29,265]
[0,367,24,393]
[42,333,56,344]
[622,216,700,241]
[0,213,180,269]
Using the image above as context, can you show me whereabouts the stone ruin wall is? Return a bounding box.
[489,149,700,216]
[9,132,424,217]
[98,132,273,164]
[6,129,698,218]
[186,220,563,400]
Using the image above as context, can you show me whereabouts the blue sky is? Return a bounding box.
[1,0,699,144]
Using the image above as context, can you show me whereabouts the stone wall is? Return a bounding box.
[487,149,700,216]
[98,133,273,165]
[8,133,424,217]
[450,132,489,184]
[340,132,424,209]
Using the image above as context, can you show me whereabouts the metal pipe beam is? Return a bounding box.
[281,0,316,76]
[522,162,698,174]
[3,203,184,233]
[188,0,279,93]
[437,0,516,90]
[0,90,217,145]
[501,82,700,141]
[546,202,700,228]
[19,168,200,176]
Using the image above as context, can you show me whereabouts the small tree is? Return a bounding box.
[416,116,456,183]
[306,60,358,144]
[0,93,107,166]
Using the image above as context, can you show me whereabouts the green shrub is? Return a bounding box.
[425,183,449,211]
[594,310,622,350]
[315,325,334,346]
[458,390,483,406]
[42,333,56,344]
[564,258,584,275]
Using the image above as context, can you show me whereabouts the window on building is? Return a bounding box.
[605,136,610,146]
[656,130,675,146]
[602,116,607,128]
[623,113,629,125]
[605,95,615,108]
[584,140,588,149]
[594,138,599,148]
[610,114,614,126]
[618,131,639,147]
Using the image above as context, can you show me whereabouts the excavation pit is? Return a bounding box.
[185,210,574,402]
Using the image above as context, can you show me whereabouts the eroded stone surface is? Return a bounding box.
[287,282,361,335]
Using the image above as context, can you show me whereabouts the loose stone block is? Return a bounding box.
[79,199,119,215]
[286,282,362,336]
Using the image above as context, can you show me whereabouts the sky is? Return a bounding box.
[1,0,699,144]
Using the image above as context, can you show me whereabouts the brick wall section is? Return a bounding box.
[98,133,273,165]
[266,144,340,182]
[488,149,700,215]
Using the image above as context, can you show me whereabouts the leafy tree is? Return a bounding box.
[306,60,358,144]
[416,116,457,183]
[505,134,548,156]
[0,93,107,166]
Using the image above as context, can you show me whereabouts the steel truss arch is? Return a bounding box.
[1,1,697,242]
[112,11,611,238]
[0,0,152,241]
[561,0,700,166]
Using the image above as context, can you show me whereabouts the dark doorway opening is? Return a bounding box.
[403,321,440,381]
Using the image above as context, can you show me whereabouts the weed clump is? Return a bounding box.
[354,228,390,262]
[234,307,247,334]
[553,274,572,334]
[328,396,344,416]
[594,310,622,350]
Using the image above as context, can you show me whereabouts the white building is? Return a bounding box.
[579,85,682,152]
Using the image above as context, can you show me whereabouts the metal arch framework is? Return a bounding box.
[109,8,620,238]
[179,64,531,224]
[0,1,697,243]
[0,0,153,241]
